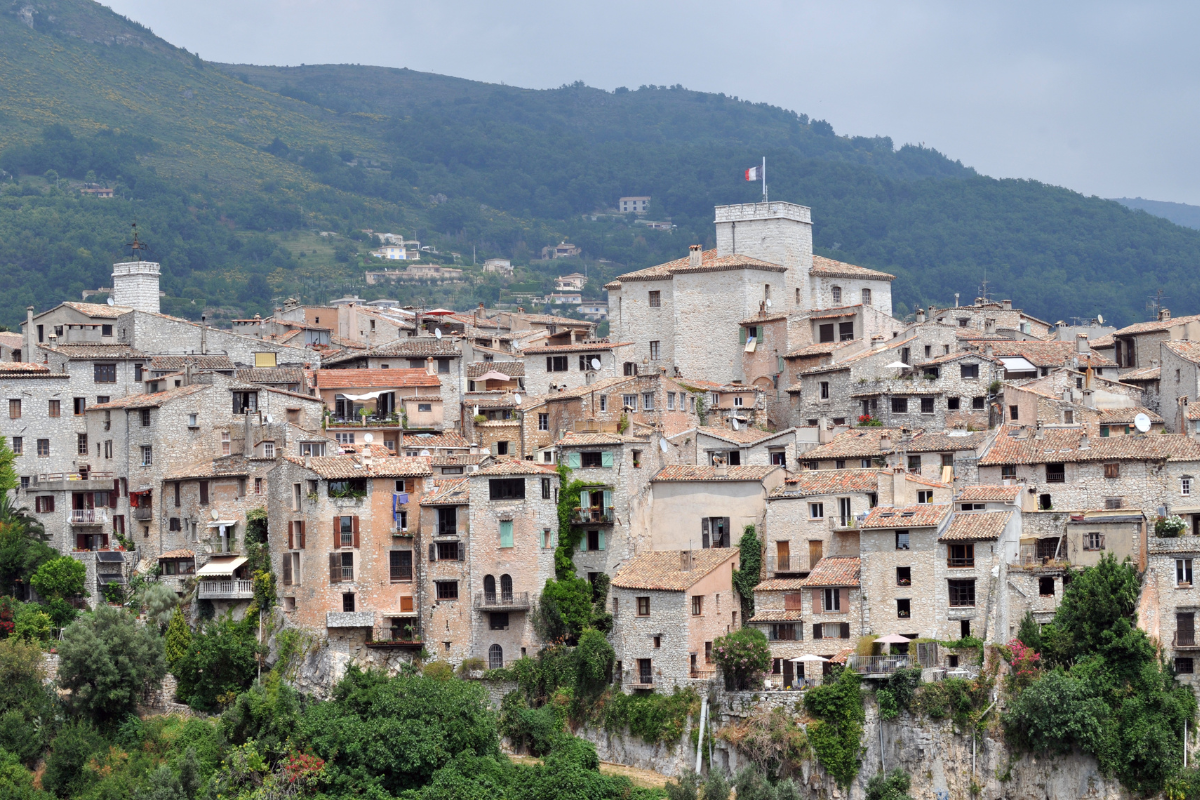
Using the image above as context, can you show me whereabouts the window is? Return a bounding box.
[187,413,198,427]
[46,399,60,418]
[541,477,552,499]
[642,392,655,412]
[437,507,457,535]
[1184,477,1194,497]
[632,450,642,468]
[895,530,910,550]
[1177,658,1195,675]
[1001,465,1016,480]
[667,392,676,410]
[140,408,151,427]
[908,454,921,472]
[972,397,986,410]
[141,446,152,466]
[648,290,661,308]
[500,520,514,548]
[94,363,116,383]
[653,636,661,649]
[820,382,830,400]
[77,434,88,455]
[339,516,356,547]
[7,400,19,419]
[489,612,510,631]
[169,518,181,531]
[537,412,549,432]
[10,437,20,455]
[599,395,607,412]
[1046,463,1065,483]
[233,391,258,413]
[34,496,54,513]
[544,528,554,549]
[36,439,49,457]
[960,363,979,379]
[636,596,650,616]
[862,288,872,304]
[948,543,974,567]
[417,403,432,413]
[809,502,824,519]
[263,442,275,458]
[1039,576,1055,596]
[917,490,933,504]
[947,397,960,410]
[839,321,854,341]
[823,587,841,612]
[1009,405,1019,421]
[436,581,459,600]
[692,595,703,615]
[1104,463,1120,479]
[831,286,842,304]
[221,431,231,456]
[897,599,911,618]
[489,478,525,500]
[1179,559,1194,586]
[649,341,660,360]
[75,397,89,416]
[896,567,911,586]
[546,356,568,372]
[770,449,786,466]
[582,451,604,468]
[623,362,638,376]
[622,394,638,411]
[918,397,933,415]
[819,323,835,343]
[300,442,325,457]
[496,441,509,456]
[948,579,976,607]
[892,397,908,413]
[436,541,462,561]
[784,592,803,610]
[768,623,798,641]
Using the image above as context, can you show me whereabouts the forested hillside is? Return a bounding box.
[0,0,1198,327]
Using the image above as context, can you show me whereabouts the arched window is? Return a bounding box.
[831,286,842,305]
[483,574,496,602]
[862,288,872,305]
[500,574,513,602]
[489,644,504,670]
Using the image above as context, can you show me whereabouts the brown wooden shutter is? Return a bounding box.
[400,595,414,612]
[288,523,294,550]
[813,589,823,613]
[333,516,340,549]
[840,588,849,613]
[429,543,437,562]
[813,623,822,640]
[457,542,465,561]
[352,516,360,548]
[329,552,340,583]
[108,490,117,509]
[299,522,306,549]
[840,622,851,639]
[282,554,292,585]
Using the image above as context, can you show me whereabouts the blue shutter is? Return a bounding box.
[567,452,581,468]
[601,451,614,468]
[597,530,605,551]
[579,490,589,509]
[603,489,612,514]
[500,520,514,548]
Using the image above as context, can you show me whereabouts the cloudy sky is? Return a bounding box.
[103,1,1200,204]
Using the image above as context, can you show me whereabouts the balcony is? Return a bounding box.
[197,579,254,600]
[689,667,717,680]
[947,557,975,568]
[767,554,811,574]
[132,506,153,521]
[845,654,914,677]
[1175,632,1200,650]
[70,509,108,526]
[624,670,655,688]
[829,515,861,532]
[574,507,615,525]
[475,591,531,611]
[367,624,424,648]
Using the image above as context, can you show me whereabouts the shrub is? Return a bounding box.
[42,721,104,797]
[422,661,454,681]
[866,769,914,800]
[731,525,762,620]
[1157,515,1187,538]
[499,691,564,756]
[574,628,614,699]
[804,667,864,789]
[12,604,51,642]
[164,607,191,667]
[0,637,54,764]
[1003,668,1105,755]
[142,582,178,628]
[29,556,85,600]
[712,627,771,690]
[716,706,810,778]
[172,617,259,711]
[457,657,485,676]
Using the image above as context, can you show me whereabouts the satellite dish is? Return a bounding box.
[210,509,219,521]
[106,297,115,306]
[765,298,772,308]
[419,449,431,457]
[591,358,601,371]
[659,438,669,453]
[363,432,374,443]
[434,328,442,339]
[1097,314,1104,325]
[265,414,273,424]
[473,405,479,416]
[513,393,522,404]
[1134,413,1152,433]
[731,418,740,430]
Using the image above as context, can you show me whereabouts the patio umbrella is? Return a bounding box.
[476,370,515,383]
[790,654,829,662]
[873,633,912,644]
[883,361,909,370]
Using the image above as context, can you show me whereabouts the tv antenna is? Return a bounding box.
[1146,288,1168,319]
[125,222,149,262]
[977,269,991,304]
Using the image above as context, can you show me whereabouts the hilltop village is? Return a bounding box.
[5,199,1200,698]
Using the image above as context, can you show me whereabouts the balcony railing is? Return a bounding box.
[689,667,717,680]
[1014,543,1066,568]
[1175,632,1200,650]
[70,509,108,526]
[767,554,811,574]
[624,670,654,687]
[829,516,860,531]
[845,654,914,676]
[574,507,615,524]
[475,591,531,610]
[947,557,975,568]
[368,625,424,647]
[37,471,114,482]
[132,506,153,521]
[197,579,254,599]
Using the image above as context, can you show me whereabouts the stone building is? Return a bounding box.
[929,298,1052,338]
[610,549,740,690]
[1140,532,1200,692]
[522,341,631,396]
[691,425,797,467]
[646,465,784,552]
[859,503,954,639]
[269,447,432,657]
[807,257,895,317]
[1110,311,1200,373]
[419,477,472,664]
[763,471,882,579]
[315,368,444,449]
[799,427,993,486]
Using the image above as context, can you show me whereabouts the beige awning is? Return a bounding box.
[196,556,248,577]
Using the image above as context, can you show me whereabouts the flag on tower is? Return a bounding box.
[745,165,762,181]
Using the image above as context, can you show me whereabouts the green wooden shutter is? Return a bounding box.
[601,451,614,468]
[579,490,589,509]
[597,530,605,550]
[500,520,514,548]
[739,327,747,344]
[603,489,612,512]
[567,452,581,468]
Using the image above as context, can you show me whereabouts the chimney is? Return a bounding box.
[714,461,728,478]
[984,343,993,359]
[680,550,694,571]
[1075,333,1089,354]
[1082,388,1095,409]
[1160,308,1172,322]
[928,305,936,320]
[184,362,193,386]
[200,314,208,354]
[984,317,997,335]
[1079,432,1089,450]
[1002,299,1012,310]
[23,306,33,363]
[1034,421,1044,440]
[916,308,926,324]
[880,431,892,452]
[870,335,885,349]
[688,244,702,269]
[426,356,436,376]
[1062,388,1072,402]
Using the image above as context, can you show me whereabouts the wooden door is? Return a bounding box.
[808,540,824,569]
[776,541,790,572]
[782,659,794,689]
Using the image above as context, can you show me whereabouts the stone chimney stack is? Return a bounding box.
[1082,388,1095,408]
[23,306,33,363]
[425,356,436,376]
[916,308,926,324]
[1075,333,1089,354]
[1079,432,1089,450]
[688,244,702,269]
[984,318,997,335]
[985,343,994,359]
[200,314,208,355]
[1002,299,1013,310]
[1160,307,1172,322]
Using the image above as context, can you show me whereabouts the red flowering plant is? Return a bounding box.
[280,752,325,788]
[1005,639,1042,691]
[712,627,772,691]
[857,415,882,427]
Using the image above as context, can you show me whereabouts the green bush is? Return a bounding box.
[712,627,771,690]
[42,721,104,797]
[12,604,51,642]
[499,691,564,756]
[172,617,259,712]
[142,583,178,628]
[804,667,865,789]
[0,638,54,764]
[29,556,85,600]
[866,769,914,800]
[422,661,454,680]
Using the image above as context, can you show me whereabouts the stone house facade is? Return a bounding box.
[419,477,472,664]
[808,257,895,317]
[1111,312,1200,372]
[646,465,784,552]
[799,428,993,486]
[522,342,631,396]
[858,504,955,639]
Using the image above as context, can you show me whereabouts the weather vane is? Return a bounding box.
[125,221,149,262]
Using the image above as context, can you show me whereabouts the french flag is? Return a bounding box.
[745,166,762,181]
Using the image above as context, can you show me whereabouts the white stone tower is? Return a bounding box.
[111,260,161,313]
[714,202,813,310]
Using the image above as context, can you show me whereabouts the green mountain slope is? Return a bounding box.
[1115,197,1200,231]
[0,0,1198,329]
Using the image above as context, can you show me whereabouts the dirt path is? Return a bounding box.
[507,754,670,789]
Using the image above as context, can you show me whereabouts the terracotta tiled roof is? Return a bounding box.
[558,431,649,446]
[149,355,234,371]
[1121,366,1160,382]
[466,361,524,378]
[979,425,1200,465]
[0,333,22,350]
[421,477,470,505]
[1096,406,1163,424]
[90,384,207,410]
[800,555,861,587]
[610,549,737,591]
[543,374,637,401]
[957,485,1021,502]
[611,249,786,284]
[1114,314,1200,336]
[754,577,809,592]
[0,362,53,375]
[399,432,470,450]
[472,459,558,477]
[802,429,987,460]
[1186,404,1200,421]
[520,313,593,326]
[1164,340,1200,365]
[159,549,195,559]
[774,470,881,497]
[652,465,779,482]
[364,339,461,358]
[784,341,858,359]
[235,368,307,385]
[430,453,490,466]
[739,312,789,324]
[972,341,1077,368]
[41,343,148,360]
[810,255,895,281]
[315,368,439,389]
[164,456,254,480]
[1090,333,1116,349]
[809,304,864,320]
[284,451,432,479]
[696,425,780,445]
[861,504,952,529]
[402,394,442,403]
[61,301,130,318]
[940,511,1012,541]
[523,341,632,354]
[904,473,952,489]
[465,392,522,409]
[748,610,805,622]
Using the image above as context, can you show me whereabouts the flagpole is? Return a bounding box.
[762,156,767,203]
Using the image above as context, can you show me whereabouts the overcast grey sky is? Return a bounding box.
[103,1,1200,204]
